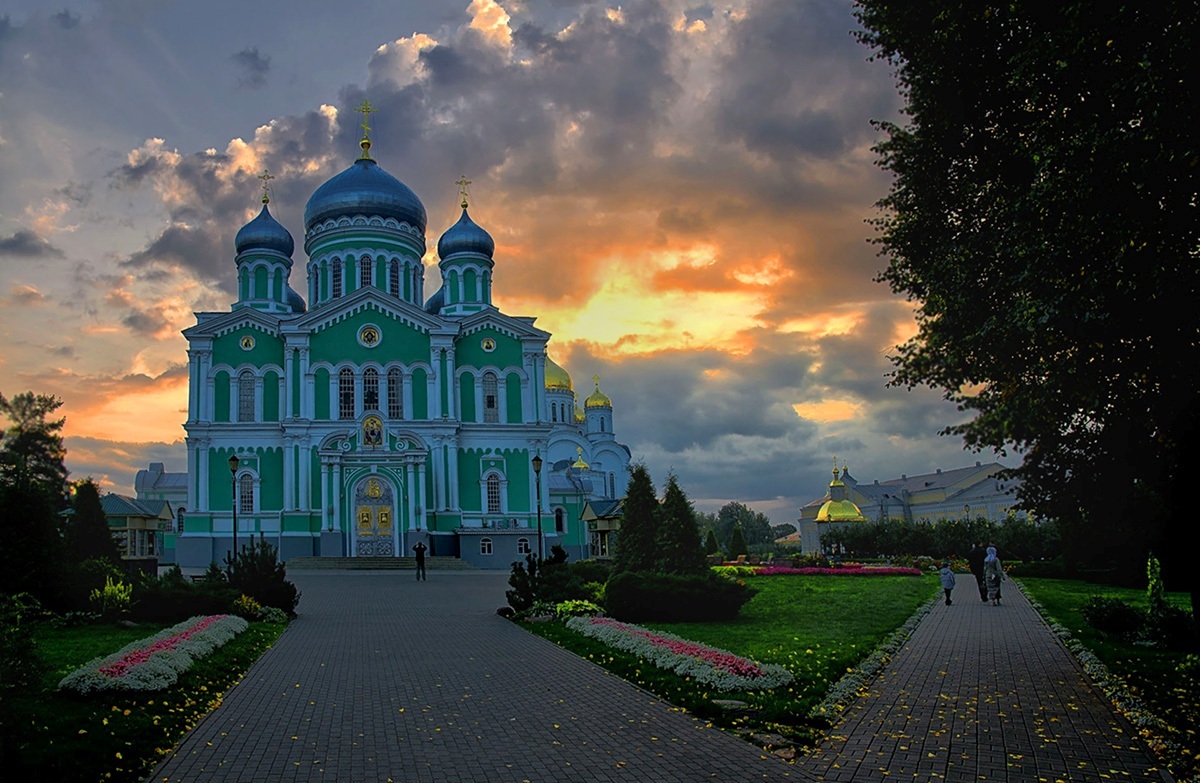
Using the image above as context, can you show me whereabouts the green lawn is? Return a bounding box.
[3,618,288,782]
[1018,578,1198,782]
[525,573,937,747]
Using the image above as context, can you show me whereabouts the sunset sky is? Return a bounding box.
[0,0,1011,524]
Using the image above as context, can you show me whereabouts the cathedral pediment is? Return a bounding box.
[183,307,283,340]
[289,286,452,336]
[458,308,550,342]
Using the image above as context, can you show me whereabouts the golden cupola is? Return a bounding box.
[816,458,866,523]
[545,355,573,391]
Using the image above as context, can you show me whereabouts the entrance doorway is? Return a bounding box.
[354,476,396,556]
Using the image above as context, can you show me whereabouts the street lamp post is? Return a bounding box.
[228,455,240,559]
[531,454,543,560]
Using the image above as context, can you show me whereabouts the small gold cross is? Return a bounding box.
[455,174,472,208]
[257,169,275,204]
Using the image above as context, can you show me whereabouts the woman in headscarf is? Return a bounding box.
[983,545,1004,605]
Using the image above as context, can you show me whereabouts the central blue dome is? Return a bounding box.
[304,158,427,233]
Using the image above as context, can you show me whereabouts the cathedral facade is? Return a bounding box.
[175,125,630,568]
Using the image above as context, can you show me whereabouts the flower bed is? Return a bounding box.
[59,614,248,694]
[565,616,793,691]
[752,565,923,577]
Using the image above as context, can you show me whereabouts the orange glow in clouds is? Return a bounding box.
[65,376,189,443]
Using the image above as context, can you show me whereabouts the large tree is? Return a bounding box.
[65,479,122,566]
[0,392,68,600]
[715,502,774,549]
[610,464,659,574]
[855,2,1199,612]
[656,473,708,575]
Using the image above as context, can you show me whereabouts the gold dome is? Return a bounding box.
[575,405,586,423]
[815,499,866,523]
[545,355,573,391]
[585,374,612,408]
[572,446,591,470]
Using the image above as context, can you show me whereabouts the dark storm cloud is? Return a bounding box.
[0,229,65,257]
[712,0,899,161]
[123,222,230,287]
[231,46,271,88]
[52,9,81,29]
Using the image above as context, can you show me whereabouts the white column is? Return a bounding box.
[446,347,458,420]
[429,353,441,419]
[406,462,416,530]
[320,461,330,529]
[301,349,313,419]
[299,442,310,512]
[473,377,483,424]
[198,441,210,511]
[416,462,427,529]
[498,376,508,423]
[187,352,198,421]
[284,350,294,419]
[186,440,198,512]
[283,439,294,510]
[448,444,460,509]
[430,438,444,510]
[333,463,342,535]
[254,377,264,422]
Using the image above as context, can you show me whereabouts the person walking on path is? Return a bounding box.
[412,540,428,581]
[939,561,956,605]
[967,542,988,602]
[984,545,1004,605]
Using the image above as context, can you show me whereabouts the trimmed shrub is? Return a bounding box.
[1080,596,1143,640]
[132,576,239,623]
[0,593,41,700]
[225,536,300,616]
[604,571,757,622]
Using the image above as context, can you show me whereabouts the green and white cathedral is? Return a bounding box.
[175,129,631,568]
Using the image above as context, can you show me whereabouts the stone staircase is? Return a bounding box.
[285,556,476,571]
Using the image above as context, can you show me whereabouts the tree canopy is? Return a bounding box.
[855,2,1200,608]
[714,501,774,549]
[0,392,68,499]
[66,479,122,566]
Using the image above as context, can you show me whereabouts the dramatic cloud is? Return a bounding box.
[0,229,65,257]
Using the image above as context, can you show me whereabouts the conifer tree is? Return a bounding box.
[727,525,748,560]
[656,473,707,575]
[610,463,658,574]
[65,479,121,565]
[705,528,720,556]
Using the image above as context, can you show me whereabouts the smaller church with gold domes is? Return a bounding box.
[170,102,631,568]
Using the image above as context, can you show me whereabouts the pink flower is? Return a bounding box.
[587,618,767,678]
[99,615,228,679]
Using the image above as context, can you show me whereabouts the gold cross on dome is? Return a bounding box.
[455,175,472,208]
[592,374,601,387]
[355,99,377,158]
[257,169,275,204]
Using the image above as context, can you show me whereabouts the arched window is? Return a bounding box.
[483,373,499,423]
[239,473,254,514]
[387,368,403,418]
[600,417,606,433]
[480,537,493,555]
[486,474,501,513]
[175,507,186,534]
[363,368,379,411]
[360,255,372,288]
[609,473,616,497]
[238,370,255,422]
[332,259,343,298]
[389,260,400,297]
[517,537,531,555]
[339,368,355,419]
[555,507,565,533]
[551,404,557,423]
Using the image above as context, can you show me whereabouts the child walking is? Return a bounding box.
[939,561,956,606]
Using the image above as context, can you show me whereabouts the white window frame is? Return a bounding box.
[480,537,493,555]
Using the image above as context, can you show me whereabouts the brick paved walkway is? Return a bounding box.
[148,571,793,782]
[794,577,1172,782]
[148,571,1172,783]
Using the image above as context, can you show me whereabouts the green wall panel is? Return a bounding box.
[214,371,230,422]
[213,328,283,368]
[310,309,429,365]
[411,367,428,419]
[505,449,533,514]
[458,450,482,512]
[263,371,280,421]
[455,327,522,370]
[506,371,522,423]
[314,368,330,419]
[258,447,284,510]
[459,374,476,422]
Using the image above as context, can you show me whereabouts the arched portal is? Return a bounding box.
[354,476,396,556]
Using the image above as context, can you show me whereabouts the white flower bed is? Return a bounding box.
[59,614,248,694]
[566,616,793,691]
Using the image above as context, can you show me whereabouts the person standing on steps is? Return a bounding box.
[984,545,1004,605]
[412,540,427,581]
[967,542,988,602]
[939,561,956,605]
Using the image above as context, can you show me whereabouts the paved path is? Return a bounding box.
[149,571,794,782]
[149,571,1172,783]
[795,578,1171,782]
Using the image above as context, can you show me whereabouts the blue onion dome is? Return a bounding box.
[304,158,427,233]
[424,286,445,314]
[437,207,495,260]
[285,285,306,313]
[235,203,294,257]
